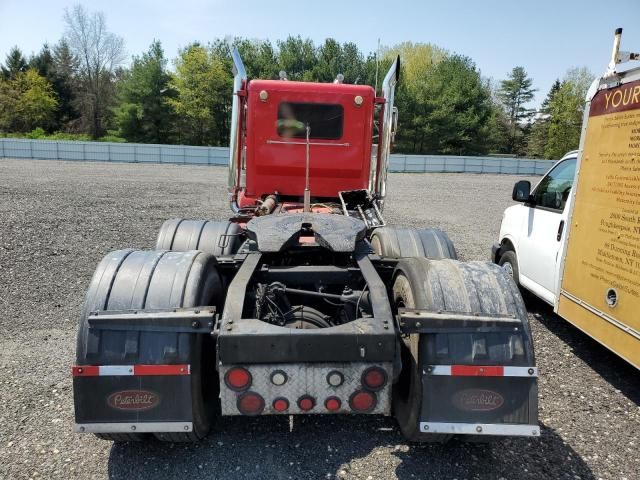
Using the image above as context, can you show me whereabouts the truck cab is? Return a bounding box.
[492,151,578,305]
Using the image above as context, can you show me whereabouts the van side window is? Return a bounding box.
[532,158,577,212]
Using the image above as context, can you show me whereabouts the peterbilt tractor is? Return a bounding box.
[72,51,539,443]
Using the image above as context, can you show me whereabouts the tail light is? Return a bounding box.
[237,392,265,415]
[270,370,288,386]
[349,390,376,413]
[272,397,289,412]
[326,370,344,387]
[362,366,387,391]
[225,367,252,391]
[297,395,315,411]
[324,397,342,412]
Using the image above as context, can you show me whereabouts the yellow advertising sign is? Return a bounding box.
[559,79,640,365]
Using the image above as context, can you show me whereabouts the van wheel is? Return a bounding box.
[498,250,520,287]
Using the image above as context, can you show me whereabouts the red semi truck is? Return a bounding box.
[72,51,539,443]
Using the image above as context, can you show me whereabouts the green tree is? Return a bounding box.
[276,36,317,81]
[0,69,58,132]
[526,79,561,158]
[545,68,594,159]
[113,40,175,143]
[311,39,342,82]
[497,66,536,154]
[168,44,230,145]
[2,46,28,80]
[52,39,80,129]
[417,55,494,154]
[382,42,447,153]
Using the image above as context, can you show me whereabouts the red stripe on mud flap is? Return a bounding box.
[72,364,190,377]
[72,366,100,377]
[133,364,190,376]
[451,365,504,377]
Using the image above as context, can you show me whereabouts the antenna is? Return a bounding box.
[374,38,381,95]
[303,125,311,213]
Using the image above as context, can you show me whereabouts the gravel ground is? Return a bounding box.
[0,158,638,480]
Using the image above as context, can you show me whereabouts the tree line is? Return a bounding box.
[0,4,593,159]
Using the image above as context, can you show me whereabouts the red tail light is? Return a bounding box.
[225,367,252,391]
[297,395,315,411]
[362,366,387,391]
[272,397,289,412]
[349,390,376,413]
[324,397,341,412]
[237,392,265,415]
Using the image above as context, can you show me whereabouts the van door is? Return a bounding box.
[518,158,577,304]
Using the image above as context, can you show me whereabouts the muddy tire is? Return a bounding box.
[76,249,223,443]
[391,257,531,443]
[156,219,243,256]
[370,226,457,259]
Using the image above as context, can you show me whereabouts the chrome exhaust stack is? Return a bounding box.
[229,48,247,212]
[375,55,400,210]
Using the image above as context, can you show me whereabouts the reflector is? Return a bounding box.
[324,397,341,412]
[225,367,252,391]
[272,397,289,412]
[237,392,265,415]
[297,395,315,411]
[362,366,387,391]
[349,390,376,412]
[326,370,344,387]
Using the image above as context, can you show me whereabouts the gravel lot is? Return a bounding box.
[0,158,638,480]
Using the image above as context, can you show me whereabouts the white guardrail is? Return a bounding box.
[0,138,555,175]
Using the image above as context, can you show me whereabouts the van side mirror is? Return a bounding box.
[512,180,531,202]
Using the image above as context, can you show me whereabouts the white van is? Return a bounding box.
[491,28,640,369]
[491,151,578,306]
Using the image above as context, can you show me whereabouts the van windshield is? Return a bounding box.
[277,102,343,140]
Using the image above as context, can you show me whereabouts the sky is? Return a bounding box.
[1,0,640,106]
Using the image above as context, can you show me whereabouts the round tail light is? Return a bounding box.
[324,397,342,412]
[272,397,289,412]
[270,370,288,386]
[225,367,252,391]
[297,395,315,412]
[237,392,265,415]
[362,366,387,391]
[349,390,377,413]
[326,370,344,387]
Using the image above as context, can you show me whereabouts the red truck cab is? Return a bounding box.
[238,80,377,206]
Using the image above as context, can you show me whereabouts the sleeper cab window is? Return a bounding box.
[277,102,344,140]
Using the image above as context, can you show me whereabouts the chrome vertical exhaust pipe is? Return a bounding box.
[375,55,400,210]
[229,48,247,212]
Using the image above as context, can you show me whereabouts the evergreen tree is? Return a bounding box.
[497,66,536,154]
[545,68,593,159]
[2,46,28,80]
[114,40,175,143]
[526,79,561,158]
[417,55,494,155]
[52,39,80,129]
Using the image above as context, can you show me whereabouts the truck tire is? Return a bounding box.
[498,250,520,288]
[370,226,457,259]
[156,219,243,256]
[391,257,530,443]
[77,249,223,443]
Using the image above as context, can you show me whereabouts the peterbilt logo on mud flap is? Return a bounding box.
[107,390,159,411]
[452,389,504,412]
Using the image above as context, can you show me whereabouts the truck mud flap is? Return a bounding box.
[73,365,194,433]
[400,309,539,437]
[73,307,214,434]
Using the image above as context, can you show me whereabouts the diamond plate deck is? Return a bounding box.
[219,362,392,415]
